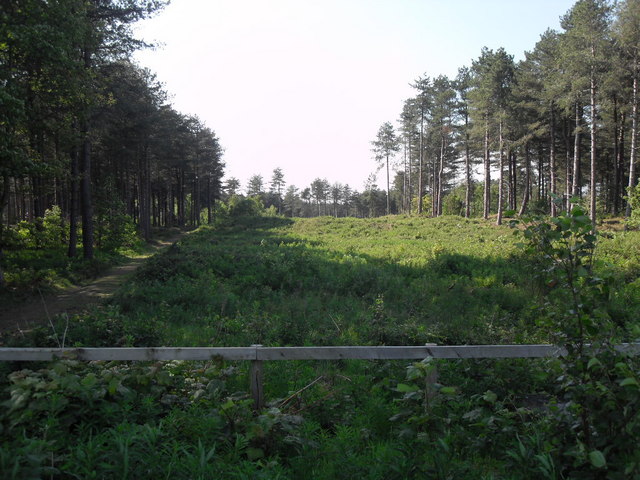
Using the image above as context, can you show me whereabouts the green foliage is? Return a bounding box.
[95,197,141,252]
[2,214,640,478]
[626,183,640,228]
[512,207,640,477]
[10,206,64,250]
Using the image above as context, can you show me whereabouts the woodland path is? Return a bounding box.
[0,232,185,335]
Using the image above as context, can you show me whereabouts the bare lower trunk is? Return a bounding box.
[80,124,94,260]
[483,117,491,219]
[590,74,597,227]
[437,134,445,216]
[626,67,638,221]
[464,123,471,218]
[68,145,79,258]
[496,119,504,225]
[418,107,425,214]
[572,103,582,199]
[519,144,531,216]
[0,174,9,287]
[550,109,557,217]
[386,154,390,215]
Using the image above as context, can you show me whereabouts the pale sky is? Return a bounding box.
[133,0,577,193]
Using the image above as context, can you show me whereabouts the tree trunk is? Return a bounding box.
[483,116,491,219]
[550,108,557,217]
[572,103,582,199]
[590,70,597,227]
[519,143,531,216]
[496,119,504,226]
[80,121,94,260]
[626,63,638,222]
[418,106,425,214]
[565,118,572,213]
[437,134,445,217]
[0,174,10,287]
[407,138,412,214]
[464,115,472,218]
[614,112,625,215]
[385,154,390,215]
[68,145,79,258]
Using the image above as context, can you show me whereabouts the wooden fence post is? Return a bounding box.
[250,344,264,411]
[425,343,438,406]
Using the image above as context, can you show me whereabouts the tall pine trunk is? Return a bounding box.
[437,133,445,217]
[80,120,94,259]
[464,114,472,218]
[483,116,491,219]
[68,145,79,258]
[418,106,425,214]
[572,103,582,199]
[385,154,390,215]
[496,119,504,225]
[550,109,557,216]
[626,63,638,221]
[589,68,597,227]
[519,143,531,216]
[0,174,9,287]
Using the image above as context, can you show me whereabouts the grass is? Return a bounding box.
[1,214,639,479]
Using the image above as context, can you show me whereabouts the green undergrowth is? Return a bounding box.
[2,214,640,478]
[0,227,176,308]
[109,215,543,347]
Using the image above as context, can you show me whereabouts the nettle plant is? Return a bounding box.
[512,205,640,477]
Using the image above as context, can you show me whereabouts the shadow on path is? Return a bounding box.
[0,233,186,335]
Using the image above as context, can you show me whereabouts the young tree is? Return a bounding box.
[225,177,241,198]
[429,75,457,217]
[269,167,285,213]
[247,175,264,197]
[455,67,474,218]
[470,47,516,222]
[560,0,613,225]
[411,76,433,214]
[372,122,400,215]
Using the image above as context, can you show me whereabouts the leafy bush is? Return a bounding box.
[627,183,640,229]
[513,207,640,477]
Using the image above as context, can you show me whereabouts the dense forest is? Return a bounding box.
[0,0,225,285]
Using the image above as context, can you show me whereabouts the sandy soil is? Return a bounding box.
[0,233,184,335]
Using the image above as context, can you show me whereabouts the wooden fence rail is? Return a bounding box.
[2,344,639,409]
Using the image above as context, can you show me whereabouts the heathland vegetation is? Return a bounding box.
[1,209,640,478]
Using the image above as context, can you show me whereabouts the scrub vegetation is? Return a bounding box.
[2,211,639,479]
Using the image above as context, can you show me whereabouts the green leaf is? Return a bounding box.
[483,390,497,404]
[440,386,457,395]
[81,373,97,388]
[620,377,639,388]
[396,383,419,393]
[589,450,606,468]
[587,358,602,370]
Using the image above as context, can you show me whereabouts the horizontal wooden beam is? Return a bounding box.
[255,345,567,360]
[0,347,257,362]
[3,343,638,362]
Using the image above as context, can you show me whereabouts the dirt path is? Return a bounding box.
[0,233,185,335]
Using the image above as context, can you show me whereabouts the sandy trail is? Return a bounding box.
[0,233,184,335]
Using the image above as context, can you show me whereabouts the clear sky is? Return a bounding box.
[133,0,577,194]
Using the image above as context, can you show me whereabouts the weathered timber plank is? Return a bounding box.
[2,344,639,362]
[0,347,256,361]
[256,345,567,360]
